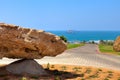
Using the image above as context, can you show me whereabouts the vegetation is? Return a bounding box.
[67,43,85,49]
[107,71,113,73]
[20,77,27,80]
[59,35,67,42]
[85,69,92,74]
[100,40,114,45]
[89,75,98,78]
[31,76,39,79]
[43,64,120,80]
[99,40,120,55]
[54,76,61,80]
[59,35,85,49]
[61,66,67,71]
[72,67,81,72]
[99,44,120,55]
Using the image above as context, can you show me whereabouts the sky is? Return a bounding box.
[0,0,120,31]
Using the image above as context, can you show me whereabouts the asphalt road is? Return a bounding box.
[38,44,120,70]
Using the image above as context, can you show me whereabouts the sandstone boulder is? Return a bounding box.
[0,23,67,59]
[113,36,120,52]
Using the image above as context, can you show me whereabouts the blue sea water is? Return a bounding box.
[48,31,120,42]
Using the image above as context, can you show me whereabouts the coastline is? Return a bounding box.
[49,31,120,42]
[68,40,114,44]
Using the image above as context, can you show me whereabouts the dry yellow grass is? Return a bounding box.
[42,64,120,80]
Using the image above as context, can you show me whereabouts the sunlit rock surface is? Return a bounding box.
[0,23,67,59]
[113,36,120,52]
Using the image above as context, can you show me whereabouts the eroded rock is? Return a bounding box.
[6,59,47,75]
[0,23,67,59]
[113,36,120,52]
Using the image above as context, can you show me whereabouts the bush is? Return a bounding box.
[92,41,95,44]
[55,76,61,80]
[72,67,80,72]
[61,66,67,71]
[100,40,114,46]
[20,77,27,80]
[60,35,67,42]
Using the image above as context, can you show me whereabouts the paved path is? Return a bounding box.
[0,44,120,70]
[38,44,120,70]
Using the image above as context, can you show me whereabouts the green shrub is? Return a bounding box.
[85,69,92,74]
[55,76,61,80]
[31,76,39,79]
[72,67,80,72]
[92,41,95,44]
[60,35,67,42]
[100,40,114,46]
[20,77,27,80]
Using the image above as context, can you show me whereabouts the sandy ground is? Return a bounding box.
[42,64,120,80]
[0,44,120,71]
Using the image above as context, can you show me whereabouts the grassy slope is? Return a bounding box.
[67,43,85,49]
[99,44,120,55]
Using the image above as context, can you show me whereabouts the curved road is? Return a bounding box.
[39,44,120,70]
[0,44,120,70]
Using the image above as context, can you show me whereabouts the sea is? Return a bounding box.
[48,31,120,43]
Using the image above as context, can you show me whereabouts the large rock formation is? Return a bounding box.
[0,23,67,59]
[113,36,120,52]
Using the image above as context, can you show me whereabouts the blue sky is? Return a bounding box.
[0,0,120,31]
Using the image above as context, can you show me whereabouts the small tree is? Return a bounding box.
[60,35,67,42]
[82,40,86,44]
[92,41,95,44]
[100,40,105,44]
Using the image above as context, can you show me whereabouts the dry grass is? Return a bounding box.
[42,64,120,80]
